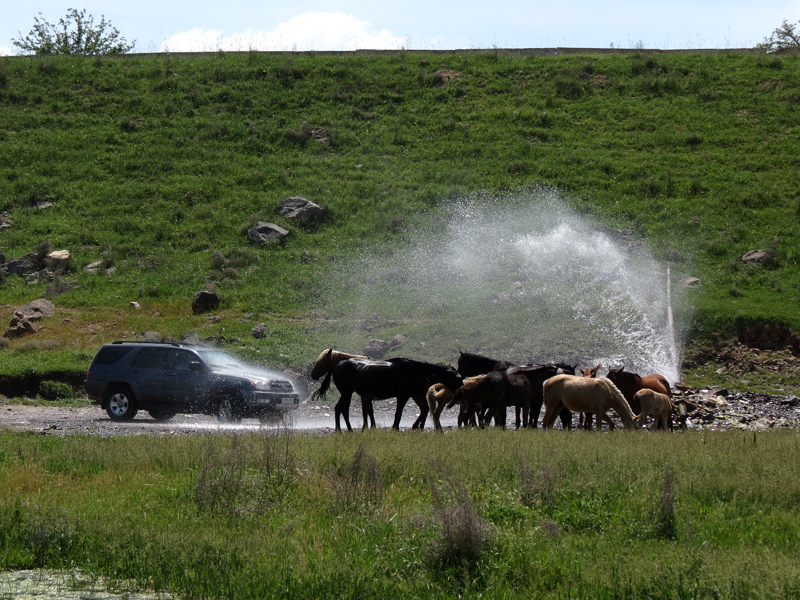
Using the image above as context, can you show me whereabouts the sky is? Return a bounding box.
[1,1,798,56]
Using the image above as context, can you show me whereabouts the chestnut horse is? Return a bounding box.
[605,367,672,416]
[542,375,635,431]
[634,389,674,431]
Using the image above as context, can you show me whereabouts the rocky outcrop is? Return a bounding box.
[278,197,324,225]
[247,222,289,244]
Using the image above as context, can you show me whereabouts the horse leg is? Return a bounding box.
[601,412,615,431]
[558,407,572,430]
[335,393,353,432]
[411,394,429,430]
[392,396,410,430]
[360,397,375,430]
[515,405,521,429]
[542,400,562,430]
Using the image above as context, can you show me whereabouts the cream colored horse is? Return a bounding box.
[634,389,674,431]
[427,383,456,431]
[543,374,635,431]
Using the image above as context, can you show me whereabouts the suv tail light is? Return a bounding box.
[86,365,92,380]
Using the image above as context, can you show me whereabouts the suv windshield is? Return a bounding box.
[196,350,246,369]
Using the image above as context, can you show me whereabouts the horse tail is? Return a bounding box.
[601,378,635,427]
[311,369,333,401]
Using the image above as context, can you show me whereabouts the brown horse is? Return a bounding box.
[446,375,489,428]
[605,367,672,415]
[634,389,674,431]
[542,375,635,431]
[311,348,376,429]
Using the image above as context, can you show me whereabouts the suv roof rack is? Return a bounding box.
[111,340,183,347]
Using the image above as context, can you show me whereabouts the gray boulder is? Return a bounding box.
[42,250,70,272]
[279,197,324,225]
[192,289,220,314]
[741,248,776,265]
[4,312,37,338]
[248,222,289,244]
[16,299,56,321]
[3,252,38,276]
[364,339,391,359]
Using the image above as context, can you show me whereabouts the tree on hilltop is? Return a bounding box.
[12,8,135,55]
[759,19,800,52]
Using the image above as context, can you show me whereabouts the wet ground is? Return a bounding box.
[0,569,172,599]
[0,399,462,436]
[1,386,799,435]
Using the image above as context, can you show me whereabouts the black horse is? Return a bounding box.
[312,357,463,432]
[455,352,574,429]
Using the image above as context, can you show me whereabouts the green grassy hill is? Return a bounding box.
[1,50,799,392]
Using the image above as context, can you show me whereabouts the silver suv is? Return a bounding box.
[84,341,300,422]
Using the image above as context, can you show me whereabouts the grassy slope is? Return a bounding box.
[1,50,799,385]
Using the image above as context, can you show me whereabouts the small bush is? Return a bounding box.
[686,132,702,146]
[428,460,493,567]
[39,381,74,401]
[0,60,7,87]
[329,444,383,513]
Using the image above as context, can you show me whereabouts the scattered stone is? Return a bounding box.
[2,252,38,276]
[741,248,776,265]
[130,301,141,310]
[84,260,105,273]
[139,331,162,342]
[388,334,408,350]
[192,290,220,314]
[4,312,37,338]
[679,277,701,287]
[278,196,324,225]
[182,331,201,344]
[42,250,70,272]
[15,299,56,321]
[247,222,289,244]
[252,323,269,339]
[364,339,390,359]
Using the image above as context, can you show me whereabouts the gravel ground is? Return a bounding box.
[1,386,799,436]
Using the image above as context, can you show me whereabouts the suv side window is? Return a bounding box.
[169,349,199,371]
[93,346,133,365]
[131,347,172,370]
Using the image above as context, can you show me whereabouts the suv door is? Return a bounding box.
[128,347,175,408]
[159,348,209,412]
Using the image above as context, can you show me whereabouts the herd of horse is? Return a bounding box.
[310,349,674,433]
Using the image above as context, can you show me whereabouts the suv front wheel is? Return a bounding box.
[106,386,138,421]
[217,393,243,423]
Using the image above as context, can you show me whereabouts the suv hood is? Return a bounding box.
[210,366,292,384]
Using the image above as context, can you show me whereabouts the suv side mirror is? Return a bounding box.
[189,361,205,373]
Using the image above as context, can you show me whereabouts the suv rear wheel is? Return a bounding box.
[106,386,138,421]
[149,410,177,422]
[217,393,243,423]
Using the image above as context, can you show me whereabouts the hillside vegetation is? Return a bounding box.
[0,50,799,388]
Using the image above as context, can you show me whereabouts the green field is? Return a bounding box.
[1,49,799,392]
[1,428,799,599]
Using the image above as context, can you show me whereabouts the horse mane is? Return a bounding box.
[598,377,635,424]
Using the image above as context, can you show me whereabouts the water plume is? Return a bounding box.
[328,187,686,383]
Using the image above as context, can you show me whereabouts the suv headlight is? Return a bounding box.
[250,380,272,391]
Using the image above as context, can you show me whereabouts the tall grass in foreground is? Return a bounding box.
[1,428,800,598]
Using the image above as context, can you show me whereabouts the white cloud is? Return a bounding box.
[0,45,17,57]
[161,12,408,52]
